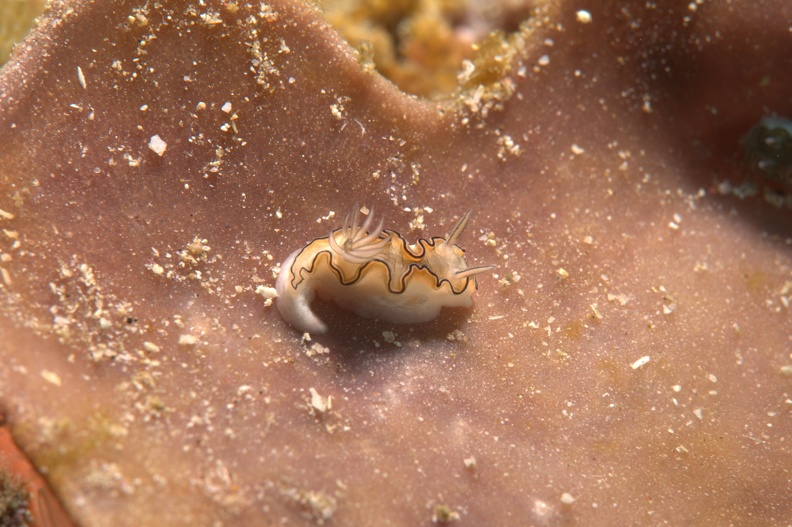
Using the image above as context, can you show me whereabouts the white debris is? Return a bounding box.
[607,292,631,305]
[77,66,86,89]
[631,355,651,369]
[41,370,62,386]
[457,59,476,83]
[382,331,401,346]
[560,492,576,505]
[148,134,167,156]
[576,10,592,23]
[178,334,198,346]
[256,285,278,306]
[309,387,331,413]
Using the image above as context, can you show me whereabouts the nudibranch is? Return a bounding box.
[274,206,494,334]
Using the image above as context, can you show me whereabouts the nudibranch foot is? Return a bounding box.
[274,205,494,334]
[274,249,328,334]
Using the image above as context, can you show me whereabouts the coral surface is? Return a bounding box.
[0,0,790,525]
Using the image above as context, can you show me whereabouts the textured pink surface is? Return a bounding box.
[0,0,790,525]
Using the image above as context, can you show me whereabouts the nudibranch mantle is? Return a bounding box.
[275,206,494,334]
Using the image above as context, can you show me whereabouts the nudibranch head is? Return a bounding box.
[274,205,494,334]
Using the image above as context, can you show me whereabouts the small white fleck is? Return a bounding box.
[148,135,167,156]
[257,286,278,299]
[178,334,198,346]
[77,66,86,89]
[672,384,682,392]
[41,370,62,386]
[576,10,592,24]
[382,331,400,346]
[256,285,278,307]
[560,492,576,505]
[309,387,331,413]
[571,144,585,155]
[707,373,717,383]
[538,54,550,67]
[458,59,476,83]
[693,408,703,420]
[607,292,631,305]
[221,102,232,113]
[631,356,651,369]
[143,341,161,353]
